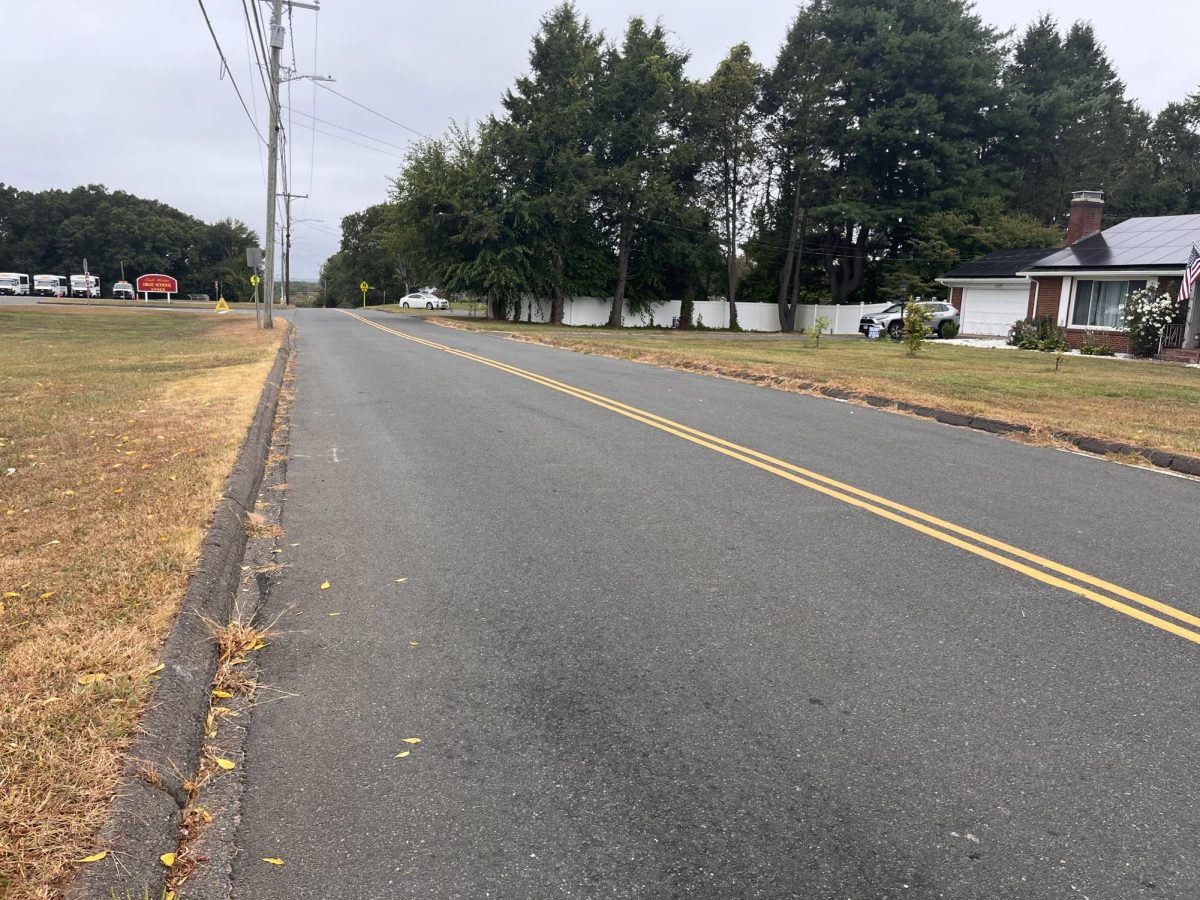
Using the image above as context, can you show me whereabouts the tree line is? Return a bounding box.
[321,1,1200,329]
[0,184,260,300]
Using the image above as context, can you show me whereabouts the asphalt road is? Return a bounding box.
[228,309,1200,899]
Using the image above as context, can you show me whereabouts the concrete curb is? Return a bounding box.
[68,329,293,900]
[478,327,1200,479]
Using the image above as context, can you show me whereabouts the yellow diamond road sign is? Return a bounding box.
[250,274,260,286]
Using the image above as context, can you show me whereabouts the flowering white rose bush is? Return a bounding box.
[1124,288,1180,356]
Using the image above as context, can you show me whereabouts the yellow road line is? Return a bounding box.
[340,310,1200,648]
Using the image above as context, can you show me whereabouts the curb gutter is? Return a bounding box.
[68,329,293,900]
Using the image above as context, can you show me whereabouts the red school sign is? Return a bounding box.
[136,274,178,294]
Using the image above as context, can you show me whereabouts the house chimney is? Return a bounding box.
[1065,190,1105,246]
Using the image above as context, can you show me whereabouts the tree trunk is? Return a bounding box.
[725,158,740,331]
[549,235,565,325]
[608,217,631,328]
[776,169,805,332]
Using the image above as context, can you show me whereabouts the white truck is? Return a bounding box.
[112,280,135,300]
[33,274,68,297]
[70,274,100,298]
[0,272,30,295]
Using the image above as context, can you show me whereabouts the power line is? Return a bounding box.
[195,0,267,145]
[315,82,431,140]
[283,106,412,152]
[288,120,408,159]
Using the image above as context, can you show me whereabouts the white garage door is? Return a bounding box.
[961,285,1027,336]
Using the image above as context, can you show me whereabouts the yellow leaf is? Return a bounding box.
[198,809,213,824]
[320,580,330,590]
[149,663,165,674]
[328,612,341,616]
[408,642,420,647]
[39,591,55,600]
[166,892,176,900]
[160,852,176,867]
[77,851,108,863]
[394,751,411,759]
[213,757,236,770]
[77,673,108,685]
[113,487,124,494]
[64,489,75,496]
[212,689,233,698]
[4,591,20,598]
[249,640,266,651]
[401,737,422,745]
[395,578,408,583]
[262,857,285,865]
[170,475,178,481]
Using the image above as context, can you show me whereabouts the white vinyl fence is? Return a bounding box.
[511,297,892,334]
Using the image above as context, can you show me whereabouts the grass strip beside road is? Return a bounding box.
[440,320,1200,458]
[0,308,283,897]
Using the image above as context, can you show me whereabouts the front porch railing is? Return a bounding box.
[1160,323,1186,352]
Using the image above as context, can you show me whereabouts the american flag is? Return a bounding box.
[1182,242,1200,302]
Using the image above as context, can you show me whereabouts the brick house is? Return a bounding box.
[1016,192,1200,356]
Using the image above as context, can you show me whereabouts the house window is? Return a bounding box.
[1071,280,1146,329]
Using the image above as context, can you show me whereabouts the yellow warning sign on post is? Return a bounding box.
[214,297,231,313]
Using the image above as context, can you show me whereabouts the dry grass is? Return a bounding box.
[0,307,283,898]
[440,319,1200,457]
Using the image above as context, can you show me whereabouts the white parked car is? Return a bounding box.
[399,292,448,310]
[112,281,135,300]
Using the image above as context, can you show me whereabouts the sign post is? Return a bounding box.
[360,280,369,308]
[250,273,262,327]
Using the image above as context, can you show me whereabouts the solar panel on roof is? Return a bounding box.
[1029,214,1200,270]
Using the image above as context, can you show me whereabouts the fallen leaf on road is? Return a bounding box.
[149,663,165,675]
[408,642,420,647]
[262,857,285,865]
[212,690,233,698]
[328,612,341,616]
[77,851,107,863]
[401,737,422,744]
[394,751,411,759]
[320,580,330,590]
[213,757,236,770]
[160,852,175,867]
[395,578,408,583]
[77,673,108,685]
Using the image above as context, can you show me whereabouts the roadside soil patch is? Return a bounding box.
[0,307,283,898]
[439,319,1200,458]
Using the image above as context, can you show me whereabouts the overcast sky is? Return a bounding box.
[3,1,1197,279]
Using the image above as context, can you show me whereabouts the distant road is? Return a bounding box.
[227,309,1200,898]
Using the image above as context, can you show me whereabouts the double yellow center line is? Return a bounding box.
[341,309,1200,648]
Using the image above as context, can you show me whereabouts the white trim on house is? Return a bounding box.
[935,277,1028,287]
[1016,268,1184,278]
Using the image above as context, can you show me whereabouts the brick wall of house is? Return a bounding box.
[1064,328,1132,354]
[1027,277,1063,321]
[949,286,963,311]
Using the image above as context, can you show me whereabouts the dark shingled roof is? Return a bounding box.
[1027,214,1200,271]
[941,247,1057,279]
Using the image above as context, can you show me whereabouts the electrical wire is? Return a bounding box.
[287,121,409,159]
[283,106,412,152]
[314,82,431,139]
[195,0,267,145]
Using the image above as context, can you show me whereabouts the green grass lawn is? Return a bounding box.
[441,319,1200,456]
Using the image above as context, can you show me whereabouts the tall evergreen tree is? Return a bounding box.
[495,3,608,323]
[697,43,763,330]
[594,18,692,326]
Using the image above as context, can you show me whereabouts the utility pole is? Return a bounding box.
[261,0,285,330]
[260,0,326,328]
[281,191,308,309]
